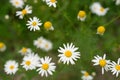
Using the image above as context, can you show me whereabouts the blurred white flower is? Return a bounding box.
[16,5,32,19]
[0,42,6,52]
[18,47,32,55]
[109,58,120,77]
[92,54,110,74]
[42,40,53,51]
[77,10,86,21]
[5,15,9,20]
[26,17,42,31]
[44,21,54,31]
[10,0,24,8]
[37,56,56,77]
[21,53,40,70]
[115,0,120,5]
[81,71,93,80]
[4,60,18,75]
[58,43,80,65]
[46,0,57,8]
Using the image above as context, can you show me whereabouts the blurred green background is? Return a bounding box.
[0,0,120,80]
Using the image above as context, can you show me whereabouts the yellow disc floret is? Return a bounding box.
[22,9,27,15]
[32,21,37,26]
[97,26,105,35]
[25,61,31,66]
[50,0,56,3]
[44,21,52,30]
[99,59,106,67]
[78,11,86,18]
[42,63,49,70]
[115,64,120,71]
[0,42,4,48]
[64,50,72,58]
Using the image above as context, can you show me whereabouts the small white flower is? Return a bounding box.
[81,71,93,80]
[0,42,6,52]
[21,53,40,70]
[109,58,120,77]
[4,60,18,75]
[58,43,80,65]
[92,54,110,74]
[10,0,24,8]
[95,7,109,16]
[16,5,32,19]
[37,56,56,77]
[42,40,53,51]
[90,2,101,14]
[44,21,54,31]
[46,0,57,8]
[77,10,86,21]
[26,17,42,31]
[18,47,32,55]
[5,15,9,20]
[115,0,120,5]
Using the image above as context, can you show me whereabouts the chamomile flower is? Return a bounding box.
[97,26,105,35]
[46,0,57,8]
[4,60,18,75]
[81,71,93,80]
[90,2,101,14]
[0,42,6,52]
[21,53,40,70]
[5,15,9,20]
[109,58,120,77]
[37,56,56,77]
[58,43,80,65]
[96,7,109,16]
[18,47,32,55]
[115,0,120,5]
[16,5,32,19]
[42,40,53,51]
[92,54,110,74]
[44,21,54,31]
[77,10,86,21]
[26,17,42,31]
[10,0,24,8]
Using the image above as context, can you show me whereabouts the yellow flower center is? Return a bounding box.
[44,21,52,29]
[97,26,105,35]
[0,42,4,48]
[100,7,104,12]
[9,65,14,70]
[50,0,56,3]
[115,64,120,71]
[15,1,19,5]
[25,61,31,66]
[84,72,89,77]
[32,21,37,26]
[64,50,72,58]
[78,11,86,18]
[45,44,49,48]
[21,47,27,53]
[42,63,49,70]
[99,59,106,67]
[22,9,27,15]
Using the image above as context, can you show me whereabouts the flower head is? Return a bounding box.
[18,47,32,55]
[16,5,32,19]
[81,70,93,80]
[44,21,54,31]
[77,10,86,21]
[37,56,56,77]
[58,43,80,65]
[46,0,57,8]
[10,0,24,8]
[4,60,18,75]
[92,54,110,74]
[21,53,40,70]
[26,17,42,31]
[0,42,6,52]
[97,26,105,35]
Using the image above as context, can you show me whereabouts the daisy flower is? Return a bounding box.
[4,60,18,75]
[21,53,40,70]
[26,17,42,31]
[77,10,86,21]
[42,40,53,51]
[81,71,93,80]
[58,43,80,65]
[109,58,120,77]
[5,15,9,20]
[10,0,24,8]
[92,54,110,74]
[96,26,105,35]
[18,47,32,55]
[46,0,57,8]
[95,7,109,16]
[44,21,54,31]
[115,0,120,5]
[0,42,6,52]
[16,5,32,19]
[90,2,101,14]
[37,56,56,77]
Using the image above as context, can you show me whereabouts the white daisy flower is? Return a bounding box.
[46,0,57,8]
[77,10,86,21]
[92,54,110,74]
[37,56,56,77]
[26,17,42,31]
[21,53,40,70]
[16,5,32,19]
[58,43,80,65]
[81,71,93,80]
[109,58,120,77]
[5,15,9,20]
[115,0,120,5]
[10,0,24,8]
[0,42,6,52]
[44,21,54,31]
[95,7,109,16]
[90,2,101,14]
[18,47,32,55]
[42,40,53,51]
[4,60,18,75]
